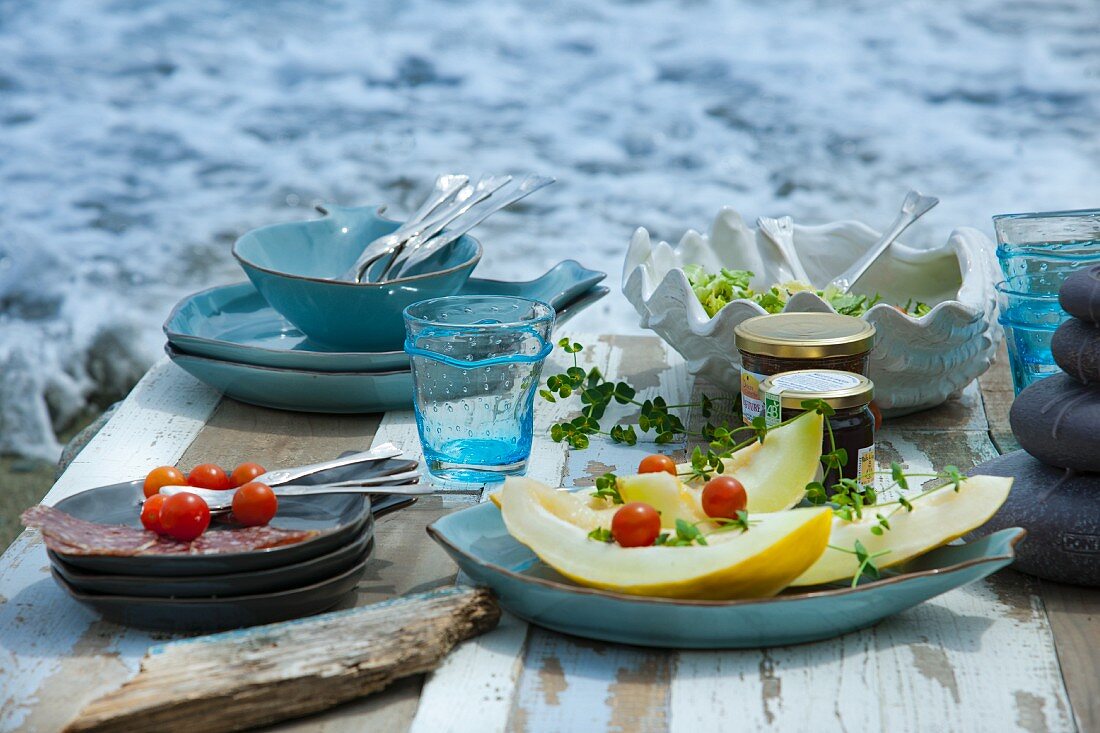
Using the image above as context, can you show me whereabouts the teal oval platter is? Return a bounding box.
[427,500,1025,649]
[165,260,606,373]
[165,344,413,413]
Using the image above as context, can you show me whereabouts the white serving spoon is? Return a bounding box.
[828,190,940,293]
[756,215,812,284]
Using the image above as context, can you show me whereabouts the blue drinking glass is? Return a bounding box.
[996,275,1067,394]
[994,208,1100,283]
[403,295,554,483]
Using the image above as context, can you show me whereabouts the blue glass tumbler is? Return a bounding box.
[403,295,554,483]
[994,208,1100,283]
[996,275,1067,394]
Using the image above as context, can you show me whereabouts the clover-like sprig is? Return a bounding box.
[541,338,721,449]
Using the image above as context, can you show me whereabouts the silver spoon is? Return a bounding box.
[155,471,428,513]
[387,174,555,280]
[756,215,812,284]
[339,174,470,283]
[254,443,404,486]
[373,174,514,281]
[828,190,940,293]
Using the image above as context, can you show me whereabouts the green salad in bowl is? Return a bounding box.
[683,265,933,319]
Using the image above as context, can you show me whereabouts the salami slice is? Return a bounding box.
[22,506,158,556]
[22,505,320,557]
[189,525,318,555]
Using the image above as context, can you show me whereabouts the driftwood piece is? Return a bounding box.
[65,587,500,733]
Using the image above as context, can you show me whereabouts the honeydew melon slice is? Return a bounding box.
[791,474,1014,587]
[678,410,824,513]
[617,472,705,528]
[499,476,832,600]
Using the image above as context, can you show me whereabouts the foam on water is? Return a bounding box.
[1,0,1098,459]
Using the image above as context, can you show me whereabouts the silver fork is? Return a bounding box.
[339,174,470,283]
[386,174,556,280]
[372,174,514,281]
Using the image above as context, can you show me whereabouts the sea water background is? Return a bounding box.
[1,0,1098,459]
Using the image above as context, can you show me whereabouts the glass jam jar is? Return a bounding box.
[759,369,876,488]
[734,312,875,425]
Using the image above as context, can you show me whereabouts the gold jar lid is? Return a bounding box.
[734,313,875,359]
[760,370,874,410]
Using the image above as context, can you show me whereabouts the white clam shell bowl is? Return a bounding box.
[622,207,1001,416]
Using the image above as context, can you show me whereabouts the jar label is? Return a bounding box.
[741,368,767,424]
[769,370,863,392]
[764,390,783,427]
[857,445,875,485]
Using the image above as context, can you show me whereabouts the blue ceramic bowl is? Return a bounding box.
[233,205,482,351]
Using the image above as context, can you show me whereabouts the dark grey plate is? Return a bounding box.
[47,455,417,576]
[49,526,374,598]
[50,557,369,632]
[51,481,372,576]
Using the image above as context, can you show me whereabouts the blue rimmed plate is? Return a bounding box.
[165,260,606,371]
[427,500,1025,649]
[165,344,414,413]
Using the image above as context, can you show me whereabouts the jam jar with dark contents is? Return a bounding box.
[734,312,875,425]
[759,370,875,488]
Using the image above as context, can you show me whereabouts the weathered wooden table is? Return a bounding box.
[1,334,1097,733]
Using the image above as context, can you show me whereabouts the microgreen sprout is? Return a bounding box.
[591,472,623,504]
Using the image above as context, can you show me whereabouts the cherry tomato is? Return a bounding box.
[140,494,167,533]
[232,482,278,527]
[230,462,267,488]
[159,492,211,541]
[143,465,186,498]
[187,463,231,491]
[701,475,748,519]
[611,502,661,547]
[637,454,677,476]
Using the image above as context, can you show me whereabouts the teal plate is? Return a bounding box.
[164,261,606,372]
[427,501,1025,649]
[165,343,414,413]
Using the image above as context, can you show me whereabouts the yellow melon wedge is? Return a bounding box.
[617,472,706,528]
[678,410,824,513]
[791,474,1014,587]
[500,476,833,600]
[489,483,617,531]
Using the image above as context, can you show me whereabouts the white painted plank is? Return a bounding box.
[668,425,1075,733]
[408,331,608,733]
[408,613,528,733]
[0,359,221,733]
[506,335,690,731]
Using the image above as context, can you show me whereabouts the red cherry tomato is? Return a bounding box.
[611,502,662,547]
[701,475,748,519]
[230,462,267,488]
[159,492,211,541]
[232,482,278,527]
[143,465,186,499]
[140,494,167,533]
[187,463,231,491]
[637,454,677,476]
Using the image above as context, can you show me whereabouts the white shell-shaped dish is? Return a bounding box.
[622,207,1001,416]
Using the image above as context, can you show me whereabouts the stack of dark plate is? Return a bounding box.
[45,453,417,632]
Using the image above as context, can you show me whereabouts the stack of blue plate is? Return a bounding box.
[164,266,607,413]
[164,204,607,413]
